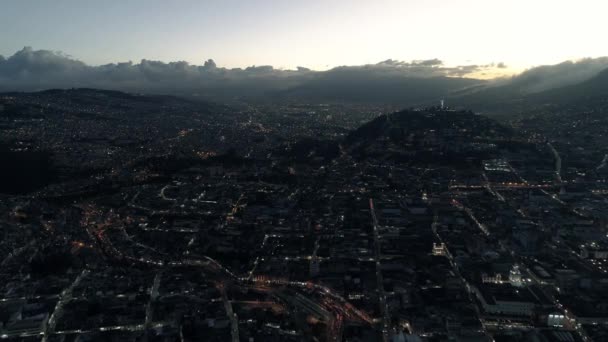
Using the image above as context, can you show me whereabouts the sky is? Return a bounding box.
[1,0,607,73]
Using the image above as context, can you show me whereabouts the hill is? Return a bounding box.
[0,88,237,194]
[344,108,515,167]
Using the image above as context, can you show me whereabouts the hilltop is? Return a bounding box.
[344,108,515,168]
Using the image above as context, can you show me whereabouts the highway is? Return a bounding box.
[327,314,344,342]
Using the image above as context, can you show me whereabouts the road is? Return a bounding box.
[89,221,374,340]
[247,234,269,280]
[596,153,608,171]
[6,321,171,339]
[327,314,344,342]
[481,171,505,202]
[218,283,239,342]
[159,184,177,201]
[42,269,89,342]
[369,198,391,342]
[547,142,563,184]
[450,199,490,236]
[1,240,36,267]
[431,212,488,336]
[144,271,162,332]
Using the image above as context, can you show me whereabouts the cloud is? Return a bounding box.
[203,59,217,70]
[0,47,317,95]
[509,57,608,92]
[336,59,498,79]
[413,58,443,66]
[446,65,482,77]
[244,65,274,73]
[0,47,563,101]
[0,47,88,82]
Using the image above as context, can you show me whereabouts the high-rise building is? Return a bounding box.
[309,257,320,277]
[509,264,523,287]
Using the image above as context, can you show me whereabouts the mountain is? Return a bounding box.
[449,59,608,113]
[528,67,608,104]
[0,48,489,105]
[507,57,608,93]
[278,71,482,106]
[0,88,224,118]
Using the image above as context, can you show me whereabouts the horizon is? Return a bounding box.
[2,46,608,81]
[1,45,607,103]
[1,45,519,80]
[2,0,608,78]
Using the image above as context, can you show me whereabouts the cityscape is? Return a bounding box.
[2,1,608,341]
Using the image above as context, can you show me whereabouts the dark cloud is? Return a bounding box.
[413,58,443,66]
[508,57,608,92]
[0,48,307,96]
[446,65,482,77]
[203,59,217,70]
[376,59,412,67]
[496,62,507,69]
[244,65,274,73]
[0,47,85,77]
[376,58,444,68]
[346,59,494,79]
[0,48,492,98]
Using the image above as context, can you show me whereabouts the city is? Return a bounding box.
[1,88,608,341]
[1,1,608,341]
